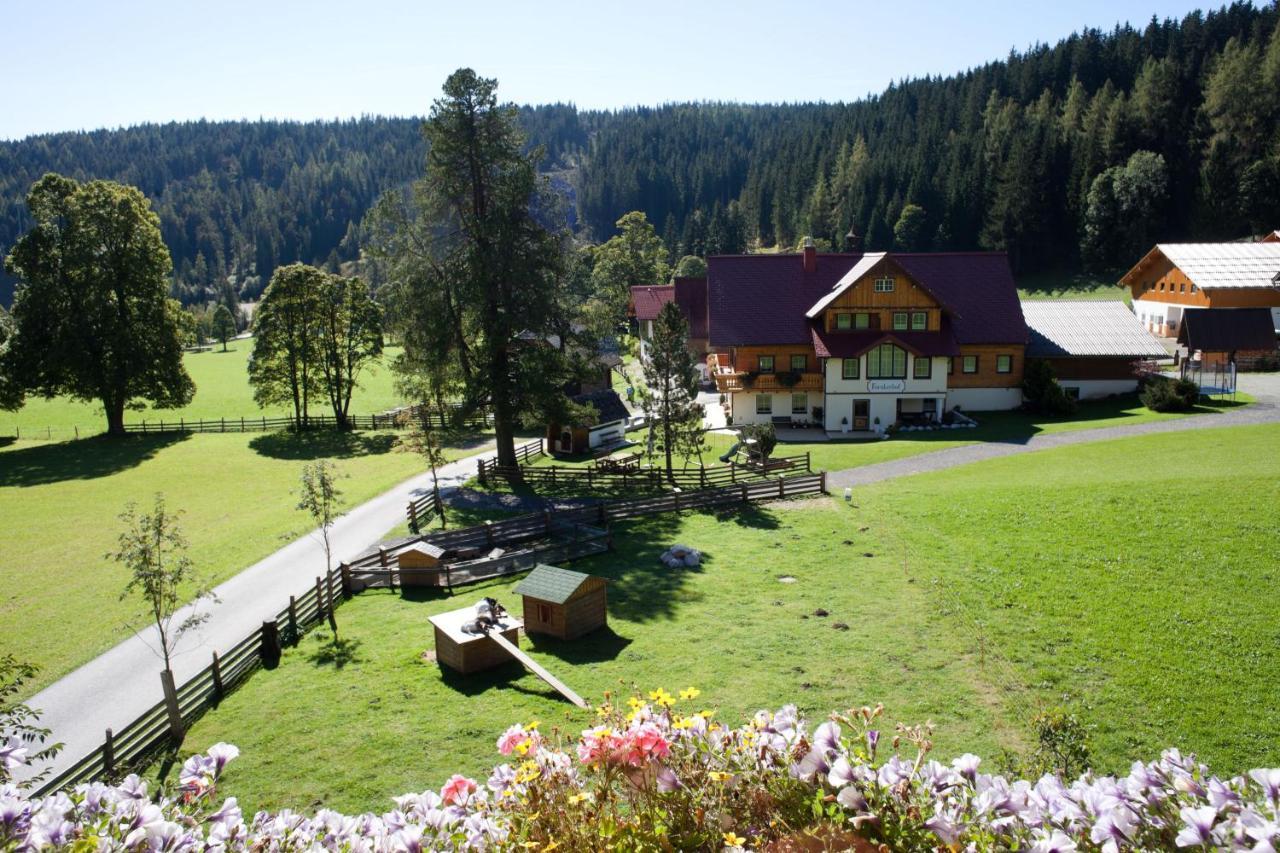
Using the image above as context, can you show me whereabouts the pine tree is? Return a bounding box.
[641,302,703,479]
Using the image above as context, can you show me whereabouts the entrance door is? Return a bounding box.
[852,400,870,430]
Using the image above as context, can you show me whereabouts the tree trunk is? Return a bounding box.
[490,345,519,470]
[105,395,127,437]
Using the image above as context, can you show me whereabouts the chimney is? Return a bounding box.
[844,227,863,254]
[802,236,816,273]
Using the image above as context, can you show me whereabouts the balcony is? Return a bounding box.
[714,370,824,394]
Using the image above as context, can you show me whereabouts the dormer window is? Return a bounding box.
[873,277,895,293]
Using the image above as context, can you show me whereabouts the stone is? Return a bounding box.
[813,608,829,617]
[833,622,850,631]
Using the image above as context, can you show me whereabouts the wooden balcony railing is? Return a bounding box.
[714,371,823,393]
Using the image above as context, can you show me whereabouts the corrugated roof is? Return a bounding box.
[1176,308,1278,352]
[1022,301,1169,358]
[707,251,1026,348]
[630,285,675,320]
[1154,242,1280,290]
[513,564,597,604]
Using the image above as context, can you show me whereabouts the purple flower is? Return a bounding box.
[952,753,981,782]
[1175,805,1218,847]
[865,729,880,757]
[0,738,28,772]
[924,808,964,845]
[813,720,840,755]
[1030,829,1078,852]
[206,742,240,774]
[655,764,680,793]
[1251,768,1280,807]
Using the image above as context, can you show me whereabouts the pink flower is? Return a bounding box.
[440,774,477,806]
[629,724,672,764]
[496,725,541,757]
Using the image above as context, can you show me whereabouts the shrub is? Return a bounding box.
[811,405,824,422]
[1141,375,1200,412]
[5,695,1280,851]
[1021,358,1077,416]
[739,422,777,461]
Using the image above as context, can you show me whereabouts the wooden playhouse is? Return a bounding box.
[513,564,608,640]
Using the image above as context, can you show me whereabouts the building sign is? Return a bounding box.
[867,380,906,393]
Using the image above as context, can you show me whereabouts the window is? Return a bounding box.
[996,354,1013,374]
[790,354,807,371]
[892,312,909,331]
[911,312,928,330]
[962,355,978,374]
[874,276,895,293]
[855,312,871,329]
[1179,282,1186,293]
[868,343,907,379]
[946,357,954,375]
[1190,284,1197,293]
[757,355,774,374]
[1159,281,1166,291]
[835,312,851,330]
[537,603,552,623]
[913,356,932,379]
[842,357,860,379]
[755,395,772,414]
[792,393,807,414]
[1063,386,1081,401]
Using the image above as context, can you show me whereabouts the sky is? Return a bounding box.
[0,0,1240,140]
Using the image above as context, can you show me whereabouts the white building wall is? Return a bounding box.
[1056,379,1138,400]
[1133,299,1193,335]
[588,419,626,448]
[946,388,1022,411]
[728,391,819,425]
[821,354,948,431]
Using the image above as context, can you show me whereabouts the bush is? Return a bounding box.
[739,422,777,461]
[1141,376,1200,412]
[1021,359,1077,416]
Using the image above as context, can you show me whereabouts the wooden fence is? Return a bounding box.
[406,489,443,534]
[120,407,492,436]
[474,451,811,493]
[34,569,347,797]
[474,439,546,484]
[37,469,826,796]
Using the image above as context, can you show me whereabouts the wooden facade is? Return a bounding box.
[821,265,943,333]
[515,566,608,641]
[945,345,1026,388]
[429,606,524,675]
[397,542,447,587]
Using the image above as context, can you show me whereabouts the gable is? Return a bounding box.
[513,564,597,605]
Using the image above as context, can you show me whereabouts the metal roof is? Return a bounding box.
[1022,301,1169,358]
[1176,308,1278,352]
[1154,242,1280,290]
[513,564,597,605]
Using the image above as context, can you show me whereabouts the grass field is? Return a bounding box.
[1016,269,1129,303]
[0,338,406,439]
[152,423,1280,814]
[0,428,491,695]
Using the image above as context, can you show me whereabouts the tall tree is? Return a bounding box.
[591,211,671,325]
[1,174,194,435]
[641,301,703,479]
[366,69,572,468]
[212,304,236,351]
[893,203,928,251]
[249,263,325,427]
[316,274,383,428]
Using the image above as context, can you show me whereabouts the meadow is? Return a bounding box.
[0,338,406,439]
[152,423,1280,814]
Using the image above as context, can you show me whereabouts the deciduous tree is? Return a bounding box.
[2,174,194,435]
[249,263,325,427]
[212,304,236,351]
[316,275,383,429]
[641,301,703,478]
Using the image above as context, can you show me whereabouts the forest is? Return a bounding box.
[1,1,1277,309]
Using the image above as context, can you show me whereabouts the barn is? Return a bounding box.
[1021,301,1169,399]
[546,389,630,456]
[512,564,608,641]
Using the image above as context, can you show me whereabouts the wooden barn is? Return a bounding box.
[396,541,447,586]
[513,564,608,640]
[428,605,523,674]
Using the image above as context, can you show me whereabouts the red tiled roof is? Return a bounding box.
[811,326,961,359]
[707,252,1026,348]
[674,276,708,339]
[630,285,674,321]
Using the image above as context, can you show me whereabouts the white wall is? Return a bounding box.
[1134,299,1191,334]
[588,420,626,448]
[946,388,1022,412]
[1057,379,1138,400]
[729,391,818,425]
[822,354,948,430]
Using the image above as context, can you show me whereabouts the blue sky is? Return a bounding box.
[0,0,1235,140]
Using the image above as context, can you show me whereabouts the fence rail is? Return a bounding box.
[473,451,811,495]
[37,469,826,796]
[120,408,492,436]
[475,439,546,484]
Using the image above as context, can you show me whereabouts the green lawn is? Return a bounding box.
[0,428,491,695]
[153,424,1280,814]
[0,338,407,439]
[1017,269,1130,303]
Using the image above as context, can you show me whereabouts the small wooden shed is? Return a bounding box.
[428,606,523,674]
[397,542,447,586]
[513,564,608,640]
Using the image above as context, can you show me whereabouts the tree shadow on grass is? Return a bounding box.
[526,626,632,664]
[0,437,14,450]
[0,433,189,487]
[249,429,398,460]
[308,634,364,669]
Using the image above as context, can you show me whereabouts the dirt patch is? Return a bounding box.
[420,649,437,663]
[762,496,837,512]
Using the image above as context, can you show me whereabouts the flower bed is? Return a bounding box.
[3,693,1279,850]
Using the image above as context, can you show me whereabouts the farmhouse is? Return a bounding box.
[513,564,608,640]
[630,276,710,377]
[1022,301,1170,399]
[546,389,630,455]
[1119,236,1280,339]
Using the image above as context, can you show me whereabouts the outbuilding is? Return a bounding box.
[546,389,630,456]
[512,564,608,640]
[396,541,447,586]
[428,605,523,674]
[1177,307,1278,369]
[1021,301,1169,399]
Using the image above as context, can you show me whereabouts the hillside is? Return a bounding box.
[2,1,1278,307]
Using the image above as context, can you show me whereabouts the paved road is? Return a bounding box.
[829,375,1280,488]
[15,444,497,787]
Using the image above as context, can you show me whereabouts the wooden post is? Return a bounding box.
[700,466,707,489]
[478,459,488,488]
[544,510,553,536]
[159,669,184,740]
[103,728,115,776]
[741,482,749,503]
[211,651,224,698]
[315,576,326,624]
[325,571,338,633]
[408,501,418,533]
[586,469,593,491]
[597,503,607,525]
[287,596,298,643]
[820,471,828,493]
[485,521,495,547]
[378,546,388,568]
[261,620,282,667]
[340,562,353,598]
[778,476,785,498]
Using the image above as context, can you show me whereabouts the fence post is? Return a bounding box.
[820,471,827,493]
[544,510,553,536]
[315,576,326,623]
[597,503,606,525]
[159,669,184,740]
[408,501,418,533]
[211,651,224,699]
[805,451,811,472]
[700,467,707,489]
[378,546,388,568]
[340,562,353,598]
[103,728,115,777]
[485,521,495,547]
[261,620,282,667]
[778,476,785,498]
[478,459,488,488]
[288,595,299,642]
[325,571,338,633]
[741,482,749,503]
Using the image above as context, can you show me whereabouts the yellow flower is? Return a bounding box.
[698,709,715,719]
[679,686,701,700]
[672,716,693,730]
[596,705,612,717]
[567,791,594,804]
[723,831,746,847]
[708,771,731,782]
[627,696,645,711]
[515,739,532,756]
[648,687,675,707]
[527,719,541,730]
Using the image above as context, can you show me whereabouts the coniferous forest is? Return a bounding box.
[2,1,1278,309]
